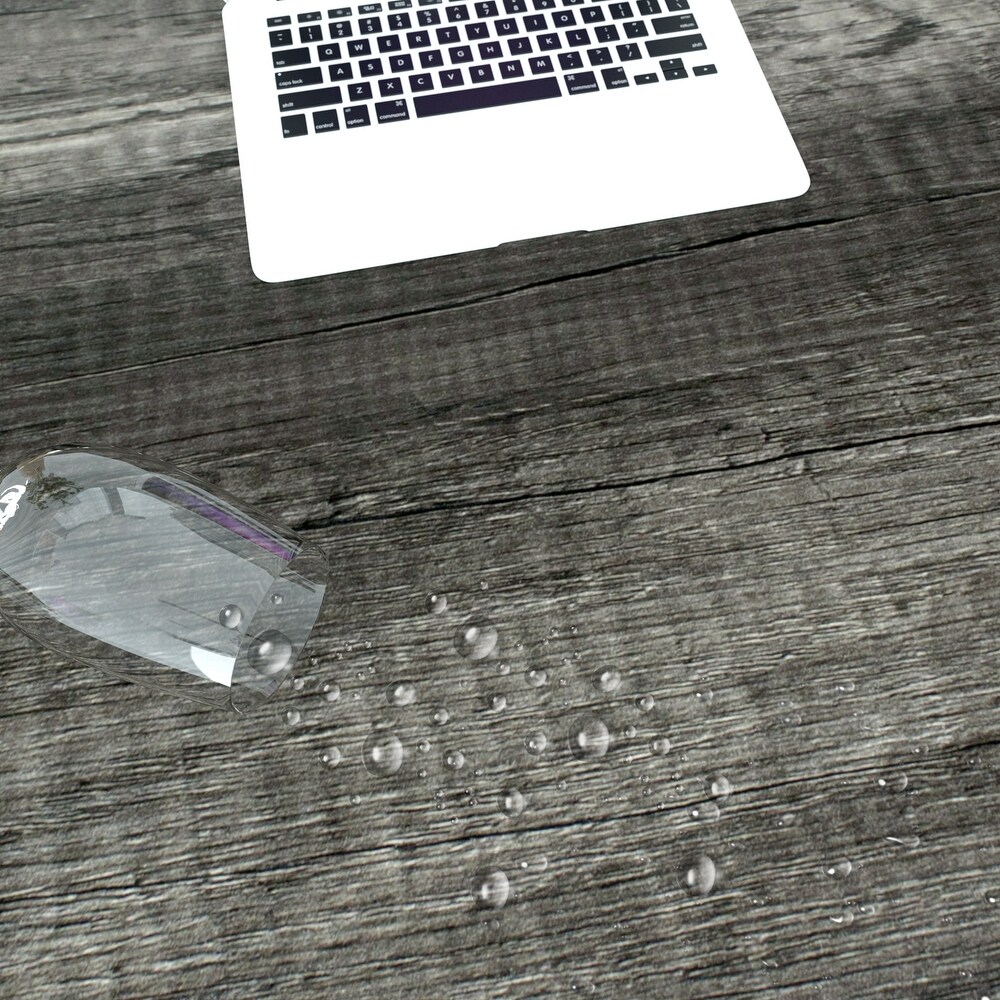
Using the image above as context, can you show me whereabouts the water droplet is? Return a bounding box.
[454,617,499,660]
[876,773,908,793]
[568,714,610,760]
[349,794,361,805]
[524,730,548,755]
[678,854,716,896]
[432,707,450,726]
[650,737,671,756]
[219,604,243,629]
[498,788,525,817]
[635,694,655,713]
[320,746,342,767]
[444,749,466,771]
[557,779,567,791]
[829,906,855,926]
[356,670,365,680]
[425,593,448,614]
[479,580,490,591]
[284,708,301,726]
[362,732,404,776]
[777,812,797,828]
[291,676,306,691]
[247,629,293,676]
[984,890,998,906]
[570,626,578,636]
[558,677,568,687]
[472,869,510,909]
[418,768,427,778]
[526,668,548,688]
[885,835,920,849]
[824,858,852,879]
[835,679,856,693]
[710,775,732,801]
[690,801,720,823]
[622,725,637,739]
[496,662,510,676]
[856,903,878,917]
[270,593,284,606]
[781,712,802,726]
[321,682,341,702]
[387,681,417,707]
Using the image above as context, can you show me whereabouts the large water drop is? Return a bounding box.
[426,593,448,614]
[678,854,716,896]
[568,714,610,760]
[524,730,548,755]
[247,629,293,676]
[499,788,525,817]
[219,604,243,629]
[362,732,404,777]
[454,617,499,660]
[594,669,621,693]
[472,869,510,909]
[387,681,417,707]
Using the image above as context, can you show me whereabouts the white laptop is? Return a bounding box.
[222,0,809,282]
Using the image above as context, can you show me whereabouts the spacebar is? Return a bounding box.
[414,77,561,118]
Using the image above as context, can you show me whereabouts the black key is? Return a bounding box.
[651,13,696,33]
[529,54,553,73]
[329,20,352,35]
[268,16,292,26]
[616,42,641,59]
[278,85,342,111]
[329,7,352,15]
[390,0,412,7]
[524,13,546,29]
[500,59,524,77]
[300,24,324,41]
[634,71,657,83]
[538,32,561,48]
[479,40,503,57]
[659,56,687,78]
[360,57,385,75]
[450,44,474,61]
[646,32,704,55]
[581,6,605,21]
[282,114,308,137]
[407,29,431,45]
[552,9,575,25]
[409,71,435,90]
[466,21,490,38]
[637,0,659,9]
[475,0,498,14]
[563,0,585,4]
[298,10,323,21]
[533,0,556,8]
[495,17,518,33]
[389,11,412,26]
[275,67,324,88]
[378,33,403,50]
[417,7,441,22]
[318,42,343,59]
[437,25,460,41]
[566,28,590,45]
[595,24,619,41]
[348,80,373,98]
[440,67,465,86]
[564,70,597,92]
[270,29,293,46]
[447,3,470,18]
[665,0,689,7]
[419,0,442,4]
[359,15,382,31]
[329,61,354,79]
[375,98,410,121]
[509,36,532,54]
[414,74,560,115]
[608,2,632,17]
[348,38,372,54]
[623,20,647,36]
[379,76,404,94]
[360,3,382,10]
[601,65,628,87]
[503,0,527,10]
[693,62,716,75]
[420,48,445,65]
[389,52,415,69]
[470,63,496,81]
[313,108,341,131]
[273,47,312,67]
[587,46,611,64]
[344,104,372,126]
[558,50,583,68]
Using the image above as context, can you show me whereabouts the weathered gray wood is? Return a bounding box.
[1,0,1000,996]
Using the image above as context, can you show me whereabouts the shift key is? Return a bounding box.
[277,86,343,111]
[645,32,706,56]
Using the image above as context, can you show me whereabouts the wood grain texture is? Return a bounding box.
[1,0,1000,997]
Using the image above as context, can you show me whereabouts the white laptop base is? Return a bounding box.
[223,0,809,282]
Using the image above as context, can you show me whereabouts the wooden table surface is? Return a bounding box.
[2,0,999,996]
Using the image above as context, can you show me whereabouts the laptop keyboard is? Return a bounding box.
[268,0,716,136]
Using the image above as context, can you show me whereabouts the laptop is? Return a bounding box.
[222,0,809,282]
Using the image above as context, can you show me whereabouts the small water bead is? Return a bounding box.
[387,681,417,707]
[444,750,466,771]
[362,732,404,776]
[418,739,431,754]
[781,712,803,726]
[777,813,797,828]
[526,668,548,688]
[499,788,526,817]
[291,676,306,691]
[426,593,448,614]
[678,854,717,896]
[283,708,301,726]
[472,869,510,909]
[270,593,284,606]
[558,677,568,688]
[219,604,243,629]
[474,768,484,777]
[885,835,921,849]
[557,780,568,791]
[568,714,611,760]
[825,858,853,879]
[432,707,450,726]
[651,737,671,756]
[454,616,499,660]
[525,731,548,755]
[829,906,855,926]
[418,768,428,778]
[690,801,721,823]
[487,693,507,712]
[352,692,361,701]
[320,746,342,767]
[356,671,365,680]
[480,581,489,591]
[856,903,878,917]
[248,629,293,676]
[876,773,908,793]
[635,694,655,713]
[349,794,361,805]
[835,679,856,693]
[321,682,341,702]
[984,891,999,906]
[710,776,732,802]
